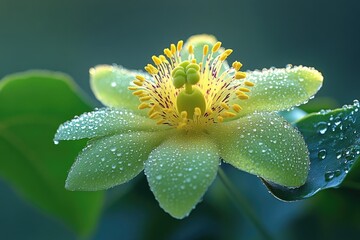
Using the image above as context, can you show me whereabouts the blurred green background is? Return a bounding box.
[1,0,360,239]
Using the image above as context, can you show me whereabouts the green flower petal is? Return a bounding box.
[145,133,220,219]
[209,112,309,187]
[90,65,147,113]
[66,131,169,191]
[55,108,166,141]
[231,66,323,116]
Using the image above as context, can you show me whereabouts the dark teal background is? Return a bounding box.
[1,0,360,239]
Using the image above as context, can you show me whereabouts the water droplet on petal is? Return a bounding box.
[317,149,327,160]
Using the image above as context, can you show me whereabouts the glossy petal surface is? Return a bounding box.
[145,133,220,218]
[231,66,323,116]
[209,112,309,187]
[66,131,169,191]
[90,65,147,114]
[55,108,165,141]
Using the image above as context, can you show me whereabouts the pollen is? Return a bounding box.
[128,39,254,130]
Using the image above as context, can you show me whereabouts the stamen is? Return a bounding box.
[177,40,183,51]
[188,45,194,54]
[152,56,162,65]
[212,42,222,52]
[203,45,209,55]
[138,102,150,109]
[136,75,145,81]
[164,48,172,58]
[232,104,242,113]
[129,39,253,130]
[232,61,243,71]
[244,81,255,87]
[239,87,251,92]
[235,72,246,79]
[221,102,230,110]
[171,44,176,55]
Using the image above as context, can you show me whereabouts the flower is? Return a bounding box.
[54,34,323,218]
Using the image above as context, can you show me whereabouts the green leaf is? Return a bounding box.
[230,66,323,116]
[0,71,104,235]
[145,133,220,219]
[66,130,169,191]
[263,100,360,200]
[209,112,310,187]
[90,65,146,114]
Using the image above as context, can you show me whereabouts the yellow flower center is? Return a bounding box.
[128,40,254,130]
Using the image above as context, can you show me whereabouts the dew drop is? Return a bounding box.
[53,140,59,145]
[315,122,328,135]
[324,171,335,181]
[156,175,162,180]
[317,149,327,160]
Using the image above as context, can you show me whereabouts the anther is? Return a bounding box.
[244,81,255,87]
[232,61,243,71]
[221,102,230,110]
[152,56,162,65]
[138,102,150,109]
[171,44,176,54]
[133,80,143,86]
[212,42,222,52]
[237,93,250,100]
[239,87,251,92]
[232,104,242,113]
[135,75,145,81]
[140,96,151,101]
[235,72,246,79]
[203,45,209,55]
[132,90,144,96]
[149,112,160,119]
[164,48,172,58]
[177,40,183,51]
[217,116,224,122]
[128,86,138,90]
[188,45,194,54]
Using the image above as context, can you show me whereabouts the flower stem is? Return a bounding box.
[218,168,274,240]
